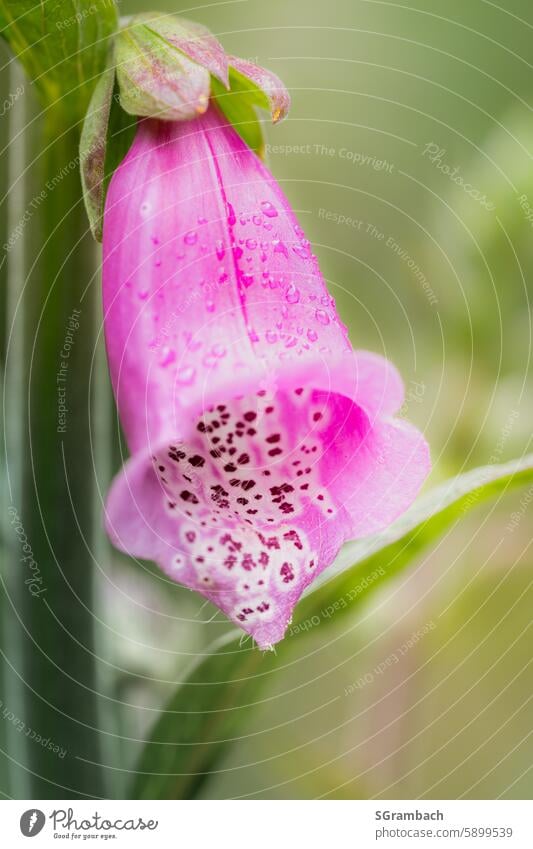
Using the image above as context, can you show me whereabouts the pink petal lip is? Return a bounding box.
[102,103,430,647]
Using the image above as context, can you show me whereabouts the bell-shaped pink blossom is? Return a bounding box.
[103,104,430,648]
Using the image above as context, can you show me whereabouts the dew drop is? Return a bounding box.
[206,299,215,312]
[252,214,262,226]
[293,244,311,259]
[315,309,330,325]
[265,330,278,344]
[177,366,196,385]
[273,239,289,258]
[159,347,176,368]
[307,328,318,342]
[138,288,149,300]
[215,240,225,260]
[245,238,257,250]
[286,283,301,304]
[261,201,278,218]
[241,273,254,288]
[197,215,207,225]
[184,230,198,245]
[212,343,226,358]
[227,202,236,226]
[140,201,152,218]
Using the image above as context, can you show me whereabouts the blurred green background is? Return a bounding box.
[1,0,532,799]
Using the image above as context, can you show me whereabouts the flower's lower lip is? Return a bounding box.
[105,351,430,645]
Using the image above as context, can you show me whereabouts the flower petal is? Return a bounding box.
[103,103,430,647]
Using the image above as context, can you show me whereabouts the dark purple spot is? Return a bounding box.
[188,455,205,468]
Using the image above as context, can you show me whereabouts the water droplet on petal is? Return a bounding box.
[293,244,311,259]
[241,273,254,288]
[140,201,152,218]
[206,299,215,312]
[261,201,278,218]
[197,215,207,225]
[252,214,262,226]
[286,283,300,304]
[177,366,196,385]
[184,230,198,245]
[233,246,243,260]
[265,330,278,344]
[315,309,330,325]
[138,288,149,300]
[159,347,176,367]
[273,239,289,258]
[227,203,236,226]
[245,238,257,250]
[212,343,226,358]
[215,240,225,261]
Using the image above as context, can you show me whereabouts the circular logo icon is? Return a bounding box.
[20,809,45,837]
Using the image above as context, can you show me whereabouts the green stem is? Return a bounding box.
[4,93,104,798]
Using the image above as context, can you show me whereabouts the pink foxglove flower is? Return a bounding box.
[103,104,430,648]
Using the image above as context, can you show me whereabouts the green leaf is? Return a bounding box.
[0,1,118,121]
[131,453,533,799]
[80,57,136,241]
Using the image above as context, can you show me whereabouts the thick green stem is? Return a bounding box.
[4,94,104,798]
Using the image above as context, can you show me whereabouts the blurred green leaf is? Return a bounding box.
[299,452,533,618]
[131,453,533,799]
[131,633,274,800]
[0,1,118,120]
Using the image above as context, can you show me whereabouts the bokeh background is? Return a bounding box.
[1,0,532,799]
